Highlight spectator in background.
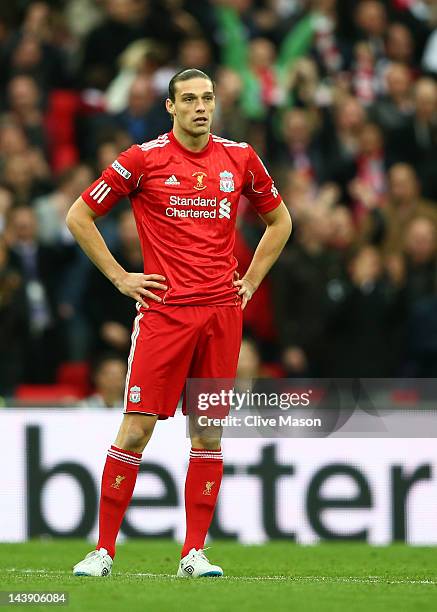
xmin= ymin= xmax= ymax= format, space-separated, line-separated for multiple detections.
xmin=398 ymin=77 xmax=437 ymax=199
xmin=2 ymin=151 xmax=51 ymax=205
xmin=276 ymin=108 xmax=324 ymax=185
xmin=80 ymin=0 xmax=198 ymax=90
xmin=95 ymin=134 xmax=131 ymax=175
xmin=348 ymin=122 xmax=387 ymax=224
xmin=403 ymin=215 xmax=437 ymax=303
xmin=385 ymin=22 xmax=416 ymax=68
xmin=376 ymin=163 xmax=437 ymax=252
xmin=115 ymin=75 xmax=171 ymax=143
xmin=5 ymin=206 xmax=73 ymax=382
xmin=105 ymin=39 xmax=171 ymax=114
xmin=7 ymin=75 xmax=47 ymax=152
xmin=78 ymin=353 xmax=127 ymax=409
xmin=272 ymin=206 xmax=337 ymax=376
xmin=324 ymin=244 xmax=405 ymax=376
xmin=178 ymin=36 xmax=215 ymax=77
xmin=4 ymin=2 xmax=73 ymax=90
xmin=354 ymin=1 xmax=387 ymax=61
xmin=213 ymin=68 xmax=249 ymax=142
xmin=401 ymin=215 xmax=437 ymax=375
xmin=0 ymin=237 xmax=28 ymax=397
xmin=369 ymin=63 xmax=413 ymax=156
xmin=80 ymin=0 xmax=155 ymax=89
xmin=32 ymin=164 xmax=94 ymax=246
xmin=322 ymin=95 xmax=366 ymax=198
xmin=84 ymin=209 xmax=142 ymax=357
xmin=0 ymin=186 xmax=13 ymax=234
xmin=0 ymin=121 xmax=29 ymax=158
xmin=351 ymin=41 xmax=379 ymax=107
xmin=284 ymin=57 xmax=325 ymax=113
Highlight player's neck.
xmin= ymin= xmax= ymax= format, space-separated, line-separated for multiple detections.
xmin=172 ymin=124 xmax=210 ymax=152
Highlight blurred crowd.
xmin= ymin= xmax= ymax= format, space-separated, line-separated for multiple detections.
xmin=1 ymin=0 xmax=437 ymax=402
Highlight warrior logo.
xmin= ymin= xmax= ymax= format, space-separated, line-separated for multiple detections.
xmin=192 ymin=171 xmax=207 ymax=190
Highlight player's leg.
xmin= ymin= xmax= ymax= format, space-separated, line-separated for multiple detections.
xmin=73 ymin=413 xmax=157 ymax=576
xmin=96 ymin=414 xmax=158 ymax=555
xmin=178 ymin=305 xmax=242 ymax=578
xmin=177 ymin=415 xmax=224 ymax=577
xmin=74 ymin=305 xmax=196 ymax=576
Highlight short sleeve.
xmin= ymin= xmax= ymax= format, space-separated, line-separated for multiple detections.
xmin=242 ymin=146 xmax=282 ymax=214
xmin=82 ymin=145 xmax=144 ymax=216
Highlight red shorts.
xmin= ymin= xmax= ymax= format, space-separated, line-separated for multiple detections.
xmin=124 ymin=303 xmax=243 ymax=418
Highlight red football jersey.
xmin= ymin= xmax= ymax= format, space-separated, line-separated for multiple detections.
xmin=82 ymin=131 xmax=282 ymax=305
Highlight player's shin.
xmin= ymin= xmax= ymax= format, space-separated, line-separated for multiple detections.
xmin=96 ymin=445 xmax=142 ymax=558
xmin=181 ymin=448 xmax=223 ymax=558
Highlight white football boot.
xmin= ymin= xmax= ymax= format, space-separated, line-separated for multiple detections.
xmin=177 ymin=548 xmax=223 ymax=578
xmin=73 ymin=548 xmax=113 ymax=577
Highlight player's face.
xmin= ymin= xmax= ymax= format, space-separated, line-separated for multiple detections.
xmin=167 ymin=78 xmax=215 ymax=137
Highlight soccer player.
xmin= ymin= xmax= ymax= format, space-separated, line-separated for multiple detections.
xmin=67 ymin=68 xmax=292 ymax=578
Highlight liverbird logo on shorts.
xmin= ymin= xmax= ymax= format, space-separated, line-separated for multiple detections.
xmin=203 ymin=481 xmax=215 ymax=496
xmin=111 ymin=475 xmax=126 ymax=489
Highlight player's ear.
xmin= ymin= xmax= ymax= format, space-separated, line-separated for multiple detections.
xmin=165 ymin=98 xmax=175 ymax=118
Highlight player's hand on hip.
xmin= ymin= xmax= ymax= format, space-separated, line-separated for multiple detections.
xmin=116 ymin=272 xmax=167 ymax=308
xmin=233 ymin=277 xmax=256 ymax=310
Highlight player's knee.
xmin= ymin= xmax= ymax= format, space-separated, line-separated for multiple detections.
xmin=116 ymin=414 xmax=157 ymax=452
xmin=190 ymin=431 xmax=222 ymax=450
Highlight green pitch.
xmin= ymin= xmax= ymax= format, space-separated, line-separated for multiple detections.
xmin=0 ymin=540 xmax=436 ymax=611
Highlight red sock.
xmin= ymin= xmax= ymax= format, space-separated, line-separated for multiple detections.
xmin=181 ymin=448 xmax=223 ymax=558
xmin=97 ymin=445 xmax=141 ymax=558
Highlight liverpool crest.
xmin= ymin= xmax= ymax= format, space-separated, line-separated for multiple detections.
xmin=129 ymin=385 xmax=141 ymax=403
xmin=219 ymin=171 xmax=234 ymax=192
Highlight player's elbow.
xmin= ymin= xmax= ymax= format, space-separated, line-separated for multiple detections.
xmin=278 ymin=203 xmax=292 ymax=241
xmin=66 ymin=197 xmax=94 ymax=234
xmin=284 ymin=208 xmax=292 ymax=239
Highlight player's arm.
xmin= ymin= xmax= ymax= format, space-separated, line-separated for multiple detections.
xmin=66 ymin=146 xmax=167 ymax=308
xmin=235 ymin=201 xmax=292 ymax=309
xmin=66 ymin=198 xmax=167 ymax=308
xmin=236 ymin=146 xmax=292 ymax=309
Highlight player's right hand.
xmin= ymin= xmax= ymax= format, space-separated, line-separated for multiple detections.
xmin=115 ymin=272 xmax=167 ymax=308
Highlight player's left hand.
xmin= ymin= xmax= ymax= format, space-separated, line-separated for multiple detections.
xmin=233 ymin=276 xmax=256 ymax=310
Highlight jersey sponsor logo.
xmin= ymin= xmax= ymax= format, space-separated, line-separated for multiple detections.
xmin=165 ymin=175 xmax=180 ymax=186
xmin=89 ymin=180 xmax=112 ymax=203
xmin=165 ymin=195 xmax=232 ymax=221
xmin=218 ymin=197 xmax=231 ymax=219
xmin=169 ymin=195 xmax=216 ymax=207
xmin=192 ymin=171 xmax=207 ymax=191
xmin=271 ymin=183 xmax=279 ymax=198
xmin=112 ymin=160 xmax=131 ymax=179
xmin=219 ymin=170 xmax=234 ymax=192
xmin=129 ymin=385 xmax=141 ymax=403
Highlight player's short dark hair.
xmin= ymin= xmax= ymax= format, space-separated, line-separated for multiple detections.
xmin=168 ymin=68 xmax=214 ymax=102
